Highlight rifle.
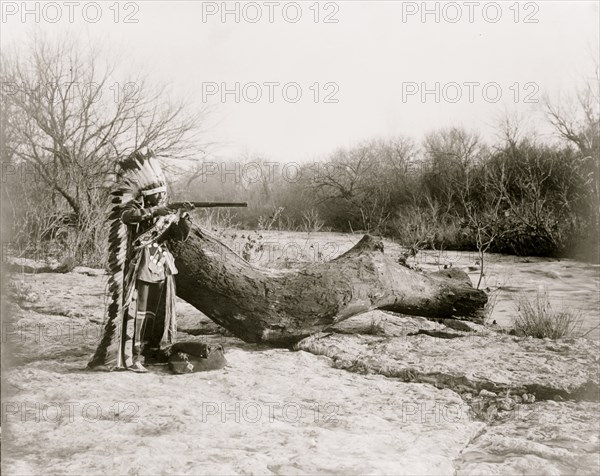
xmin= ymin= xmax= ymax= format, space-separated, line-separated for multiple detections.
xmin=167 ymin=201 xmax=248 ymax=210
xmin=131 ymin=201 xmax=248 ymax=249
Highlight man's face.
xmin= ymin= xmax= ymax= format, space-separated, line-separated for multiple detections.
xmin=146 ymin=192 xmax=165 ymax=206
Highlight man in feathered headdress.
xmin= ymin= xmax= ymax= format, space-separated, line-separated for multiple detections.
xmin=88 ymin=148 xmax=192 ymax=372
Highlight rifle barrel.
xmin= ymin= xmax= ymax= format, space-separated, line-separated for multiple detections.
xmin=168 ymin=201 xmax=248 ymax=209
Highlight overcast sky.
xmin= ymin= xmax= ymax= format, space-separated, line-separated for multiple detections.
xmin=2 ymin=1 xmax=599 ymax=162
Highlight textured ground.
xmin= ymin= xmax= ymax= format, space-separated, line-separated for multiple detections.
xmin=2 ymin=232 xmax=599 ymax=475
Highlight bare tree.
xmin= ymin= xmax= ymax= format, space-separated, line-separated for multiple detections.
xmin=459 ymin=161 xmax=508 ymax=289
xmin=545 ymin=63 xmax=599 ymax=158
xmin=0 ymin=33 xmax=207 ymax=264
xmin=310 ymin=137 xmax=415 ymax=232
xmin=543 ymin=63 xmax=599 ymax=259
xmin=422 ymin=127 xmax=486 ymax=215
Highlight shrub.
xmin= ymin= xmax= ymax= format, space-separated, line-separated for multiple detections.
xmin=513 ymin=289 xmax=582 ymax=339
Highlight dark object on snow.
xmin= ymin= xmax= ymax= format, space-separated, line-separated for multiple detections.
xmin=166 ymin=342 xmax=227 ymax=374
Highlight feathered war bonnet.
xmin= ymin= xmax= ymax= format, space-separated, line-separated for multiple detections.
xmin=113 ymin=148 xmax=168 ymax=206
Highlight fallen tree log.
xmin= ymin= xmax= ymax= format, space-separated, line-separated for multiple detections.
xmin=171 ymin=228 xmax=487 ymax=345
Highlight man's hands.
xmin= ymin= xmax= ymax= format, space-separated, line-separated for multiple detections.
xmin=150 ymin=202 xmax=194 ymax=218
xmin=152 ymin=206 xmax=172 ymax=217
xmin=179 ymin=202 xmax=194 ymax=220
xmin=180 ymin=201 xmax=195 ymax=212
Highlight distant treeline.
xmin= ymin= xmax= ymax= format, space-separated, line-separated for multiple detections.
xmin=171 ymin=128 xmax=599 ymax=262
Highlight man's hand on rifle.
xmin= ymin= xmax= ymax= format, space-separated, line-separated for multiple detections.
xmin=178 ymin=201 xmax=195 ymax=219
xmin=180 ymin=201 xmax=195 ymax=212
xmin=152 ymin=206 xmax=172 ymax=217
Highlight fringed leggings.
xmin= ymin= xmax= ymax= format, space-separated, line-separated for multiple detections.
xmin=121 ymin=280 xmax=166 ymax=367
